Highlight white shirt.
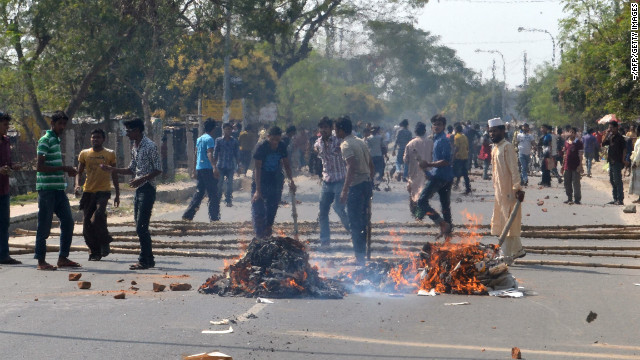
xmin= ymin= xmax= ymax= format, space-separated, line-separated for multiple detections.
xmin=516 ymin=132 xmax=535 ymax=156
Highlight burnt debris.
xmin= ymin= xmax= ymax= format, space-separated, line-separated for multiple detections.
xmin=199 ymin=236 xmax=344 ymax=299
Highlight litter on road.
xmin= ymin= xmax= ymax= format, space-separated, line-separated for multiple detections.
xmin=202 ymin=326 xmax=234 ymax=334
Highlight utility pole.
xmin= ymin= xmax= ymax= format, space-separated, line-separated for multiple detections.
xmin=222 ymin=0 xmax=232 ymax=123
xmin=523 ymin=51 xmax=528 ymax=87
xmin=491 ymin=59 xmax=496 ymax=116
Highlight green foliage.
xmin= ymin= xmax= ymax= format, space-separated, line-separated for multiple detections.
xmin=517 ymin=66 xmax=571 ymax=127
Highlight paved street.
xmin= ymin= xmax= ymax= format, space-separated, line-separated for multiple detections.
xmin=2 ymin=168 xmax=640 ymax=359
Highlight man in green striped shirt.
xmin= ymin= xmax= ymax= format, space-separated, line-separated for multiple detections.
xmin=34 ymin=111 xmax=80 ymax=270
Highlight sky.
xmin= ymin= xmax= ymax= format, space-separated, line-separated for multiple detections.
xmin=416 ymin=0 xmax=566 ymax=89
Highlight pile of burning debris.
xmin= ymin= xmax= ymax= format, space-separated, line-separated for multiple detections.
xmin=340 ymin=241 xmax=517 ymax=295
xmin=199 ymin=236 xmax=344 ymax=299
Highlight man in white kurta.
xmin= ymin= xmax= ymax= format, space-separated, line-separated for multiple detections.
xmin=488 ymin=118 xmax=526 ymax=260
xmin=403 ymin=122 xmax=433 ymax=215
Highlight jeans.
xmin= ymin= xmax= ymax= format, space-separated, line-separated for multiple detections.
xmin=251 ymin=178 xmax=284 ymax=238
xmin=396 ymin=148 xmax=408 ymax=179
xmin=372 ymin=156 xmax=385 ymax=180
xmin=609 ymin=162 xmax=624 ymax=202
xmin=0 ymin=194 xmax=9 ymax=260
xmin=217 ymin=167 xmax=235 ymax=204
xmin=347 ymin=181 xmax=372 ymax=260
xmin=563 ymin=170 xmax=581 ymax=202
xmin=183 ymin=169 xmax=219 ymax=221
xmin=585 ymin=151 xmax=594 ymax=175
xmin=79 ymin=191 xmax=113 ymax=257
xmin=318 ymin=180 xmax=350 ymax=245
xmin=239 ymin=150 xmax=252 ymax=174
xmin=482 ymin=159 xmax=491 ymax=180
xmin=518 ymin=154 xmax=530 ymax=184
xmin=453 ymin=159 xmax=471 ymax=191
xmin=34 ymin=190 xmax=74 ymax=261
xmin=134 ymin=183 xmax=156 ymax=267
xmin=415 ymin=178 xmax=452 ymax=226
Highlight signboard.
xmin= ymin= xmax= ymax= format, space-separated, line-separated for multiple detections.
xmin=202 ymin=99 xmax=243 ymax=121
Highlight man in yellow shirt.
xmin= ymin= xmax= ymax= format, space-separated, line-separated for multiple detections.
xmin=75 ymin=128 xmax=120 ymax=261
xmin=453 ymin=124 xmax=472 ymax=194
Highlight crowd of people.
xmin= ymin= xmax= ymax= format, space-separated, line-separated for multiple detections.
xmin=1 ymin=108 xmax=638 ymax=270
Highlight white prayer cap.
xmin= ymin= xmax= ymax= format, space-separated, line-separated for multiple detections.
xmin=487 ymin=118 xmax=504 ymax=128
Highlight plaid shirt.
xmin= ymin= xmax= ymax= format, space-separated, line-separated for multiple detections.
xmin=129 ymin=135 xmax=162 ymax=188
xmin=314 ymin=135 xmax=346 ymax=183
xmin=213 ymin=136 xmax=239 ymax=169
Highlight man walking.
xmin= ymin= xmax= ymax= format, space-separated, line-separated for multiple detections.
xmin=488 ymin=118 xmax=526 ymax=263
xmin=538 ymin=125 xmax=553 ymax=187
xmin=392 ymin=119 xmax=412 ymax=182
xmin=251 ymin=126 xmax=296 ymax=238
xmin=336 ymin=116 xmax=374 ymax=265
xmin=34 ymin=111 xmax=80 ymax=270
xmin=561 ymin=127 xmax=584 ymax=205
xmin=238 ymin=124 xmax=258 ymax=175
xmin=403 ymin=122 xmax=433 ymax=216
xmin=75 ymin=128 xmax=120 ymax=261
xmin=602 ymin=121 xmax=627 ymax=205
xmin=214 ymin=123 xmax=239 ymax=207
xmin=453 ymin=124 xmax=472 ymax=194
xmin=516 ymin=123 xmax=536 ymax=186
xmin=102 ymin=118 xmax=162 ymax=270
xmin=414 ymin=114 xmax=454 ymax=238
xmin=0 ymin=112 xmax=23 ymax=265
xmin=182 ymin=119 xmax=219 ymax=222
xmin=581 ymin=128 xmax=597 ymax=177
xmin=314 ymin=117 xmax=350 ymax=249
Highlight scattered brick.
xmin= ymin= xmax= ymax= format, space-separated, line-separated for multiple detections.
xmin=68 ymin=273 xmax=82 ymax=281
xmin=537 ymin=200 xmax=544 ymax=206
xmin=170 ymin=283 xmax=192 ymax=291
xmin=78 ymin=281 xmax=91 ymax=290
xmin=511 ymin=347 xmax=522 ymax=359
xmin=131 ymin=280 xmax=137 ymax=285
xmin=116 ymin=279 xmax=124 ymax=283
xmin=153 ymin=283 xmax=166 ymax=292
xmin=130 ymin=286 xmax=139 ymax=291
xmin=542 ymin=208 xmax=548 ymax=212
xmin=114 ymin=292 xmax=126 ymax=299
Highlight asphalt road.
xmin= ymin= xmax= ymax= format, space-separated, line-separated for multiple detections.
xmin=2 ymin=168 xmax=640 ymax=359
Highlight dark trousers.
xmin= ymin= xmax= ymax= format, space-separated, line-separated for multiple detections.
xmin=563 ymin=170 xmax=581 ymax=202
xmin=453 ymin=159 xmax=471 ymax=191
xmin=183 ymin=169 xmax=219 ymax=221
xmin=239 ymin=150 xmax=252 ymax=174
xmin=79 ymin=191 xmax=113 ymax=257
xmin=372 ymin=156 xmax=385 ymax=180
xmin=415 ymin=178 xmax=452 ymax=226
xmin=347 ymin=181 xmax=372 ymax=260
xmin=541 ymin=157 xmax=552 ymax=186
xmin=609 ymin=162 xmax=624 ymax=202
xmin=217 ymin=167 xmax=235 ymax=204
xmin=251 ymin=179 xmax=283 ymax=238
xmin=34 ymin=190 xmax=74 ymax=261
xmin=0 ymin=194 xmax=9 ymax=260
xmin=134 ymin=184 xmax=156 ymax=267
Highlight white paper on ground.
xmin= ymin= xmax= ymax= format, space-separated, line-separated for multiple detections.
xmin=488 ymin=288 xmax=524 ymax=298
xmin=444 ymin=302 xmax=470 ymax=306
xmin=202 ymin=326 xmax=234 ymax=334
xmin=256 ymin=297 xmax=274 ymax=304
xmin=210 ymin=319 xmax=230 ymax=325
xmin=417 ymin=289 xmax=439 ymax=296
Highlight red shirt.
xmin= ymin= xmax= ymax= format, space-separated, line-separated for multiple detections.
xmin=0 ymin=135 xmax=11 ymax=196
xmin=563 ymin=139 xmax=583 ymax=171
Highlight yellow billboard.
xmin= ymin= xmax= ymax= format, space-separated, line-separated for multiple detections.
xmin=202 ymin=99 xmax=243 ymax=121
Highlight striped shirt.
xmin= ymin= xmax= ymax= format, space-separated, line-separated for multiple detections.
xmin=213 ymin=136 xmax=239 ymax=170
xmin=314 ymin=135 xmax=347 ymax=183
xmin=36 ymin=130 xmax=66 ymax=191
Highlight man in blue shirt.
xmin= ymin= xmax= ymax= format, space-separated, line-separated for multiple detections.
xmin=182 ymin=119 xmax=219 ymax=222
xmin=414 ymin=114 xmax=454 ymax=239
xmin=582 ymin=128 xmax=597 ymax=177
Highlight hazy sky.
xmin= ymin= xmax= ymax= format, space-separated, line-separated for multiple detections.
xmin=416 ymin=0 xmax=566 ymax=88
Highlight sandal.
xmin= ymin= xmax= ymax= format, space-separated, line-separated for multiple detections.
xmin=0 ymin=258 xmax=22 ymax=265
xmin=37 ymin=263 xmax=57 ymax=271
xmin=57 ymin=259 xmax=82 ymax=268
xmin=129 ymin=263 xmax=149 ymax=270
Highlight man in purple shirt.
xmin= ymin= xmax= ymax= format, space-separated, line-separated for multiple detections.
xmin=0 ymin=112 xmax=23 ymax=264
xmin=313 ymin=117 xmax=350 ymax=248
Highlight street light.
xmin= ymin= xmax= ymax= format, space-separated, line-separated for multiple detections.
xmin=475 ymin=49 xmax=506 ymax=118
xmin=518 ymin=26 xmax=556 ymax=66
